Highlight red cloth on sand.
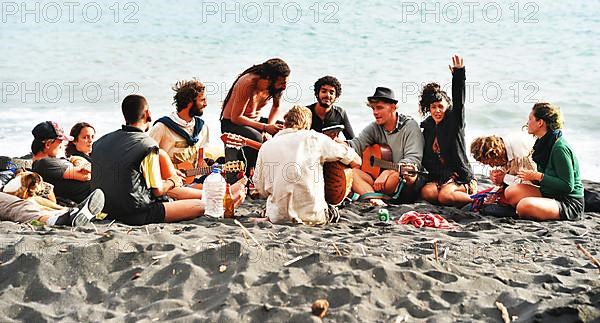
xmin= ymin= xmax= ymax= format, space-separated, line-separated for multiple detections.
xmin=396 ymin=211 xmax=454 ymax=229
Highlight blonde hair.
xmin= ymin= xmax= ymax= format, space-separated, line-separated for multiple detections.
xmin=470 ymin=136 xmax=508 ymax=165
xmin=532 ymin=102 xmax=563 ymax=131
xmin=284 ymin=105 xmax=312 ymax=130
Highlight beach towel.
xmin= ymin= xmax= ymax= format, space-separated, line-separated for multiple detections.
xmin=396 ymin=211 xmax=454 ymax=229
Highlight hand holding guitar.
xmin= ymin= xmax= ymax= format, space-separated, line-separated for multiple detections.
xmin=399 ymin=163 xmax=418 ymax=185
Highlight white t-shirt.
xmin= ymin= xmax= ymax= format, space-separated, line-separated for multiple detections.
xmin=501 ymin=134 xmax=536 ymax=185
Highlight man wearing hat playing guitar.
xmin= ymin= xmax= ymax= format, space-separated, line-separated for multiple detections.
xmin=346 ymin=87 xmax=425 ymax=206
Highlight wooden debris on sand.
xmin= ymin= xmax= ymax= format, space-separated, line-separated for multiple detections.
xmin=495 ymin=301 xmax=510 ymax=323
xmin=576 ymin=244 xmax=600 ymax=272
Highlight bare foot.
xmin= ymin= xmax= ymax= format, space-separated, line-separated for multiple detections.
xmin=231 ymin=177 xmax=248 ymax=208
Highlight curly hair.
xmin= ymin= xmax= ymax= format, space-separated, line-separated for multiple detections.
xmin=172 ymin=79 xmax=205 ymax=112
xmin=66 ymin=122 xmax=95 ymax=157
xmin=418 ymin=82 xmax=452 ymax=117
xmin=284 ymin=105 xmax=312 ymax=130
xmin=470 ymin=136 xmax=508 ymax=165
xmin=532 ymin=102 xmax=563 ymax=131
xmin=222 ymin=58 xmax=290 ymax=111
xmin=313 ymin=75 xmax=342 ymax=99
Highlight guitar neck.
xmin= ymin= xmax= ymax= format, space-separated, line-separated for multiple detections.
xmin=185 ymin=166 xmax=212 ymax=177
xmin=243 ymin=138 xmax=262 ymax=150
xmin=372 ymin=158 xmax=428 ymax=175
xmin=222 ymin=133 xmax=263 ymax=151
xmin=372 ymin=158 xmax=400 ymax=172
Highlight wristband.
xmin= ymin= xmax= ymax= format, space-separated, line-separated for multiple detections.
xmin=262 ymin=124 xmax=267 ymax=132
xmin=168 ymin=178 xmax=177 ymax=188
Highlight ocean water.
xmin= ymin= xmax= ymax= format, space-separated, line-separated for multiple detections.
xmin=1 ymin=0 xmax=599 ymax=179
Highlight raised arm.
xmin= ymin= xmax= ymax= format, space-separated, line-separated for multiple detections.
xmin=450 ymin=55 xmax=466 ymax=128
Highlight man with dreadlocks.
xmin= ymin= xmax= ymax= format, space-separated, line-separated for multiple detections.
xmin=220 ymin=58 xmax=290 ymax=179
xmin=149 ymin=79 xmax=209 ymax=183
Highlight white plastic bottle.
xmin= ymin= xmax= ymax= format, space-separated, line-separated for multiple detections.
xmin=203 ymin=167 xmax=226 ymax=218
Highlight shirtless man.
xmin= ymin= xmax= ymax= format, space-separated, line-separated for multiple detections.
xmin=220 ymin=58 xmax=290 ymax=179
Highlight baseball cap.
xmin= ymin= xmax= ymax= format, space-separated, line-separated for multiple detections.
xmin=32 ymin=121 xmax=73 ymax=141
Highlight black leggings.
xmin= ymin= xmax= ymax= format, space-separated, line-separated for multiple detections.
xmin=221 ymin=118 xmax=266 ymax=180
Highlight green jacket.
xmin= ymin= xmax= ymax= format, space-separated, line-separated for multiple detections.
xmin=539 ymin=137 xmax=583 ymax=198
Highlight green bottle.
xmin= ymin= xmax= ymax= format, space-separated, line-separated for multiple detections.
xmin=378 ymin=209 xmax=390 ymax=222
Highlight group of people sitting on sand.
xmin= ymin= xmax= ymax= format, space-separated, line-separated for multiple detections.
xmin=0 ymin=55 xmax=584 ymax=227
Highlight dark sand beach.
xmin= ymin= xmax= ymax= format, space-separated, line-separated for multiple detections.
xmin=1 ymin=176 xmax=598 ymax=322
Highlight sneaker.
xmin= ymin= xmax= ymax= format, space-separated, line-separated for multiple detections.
xmin=71 ymin=189 xmax=105 ymax=226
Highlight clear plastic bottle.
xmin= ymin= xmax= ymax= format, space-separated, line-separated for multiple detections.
xmin=203 ymin=167 xmax=226 ymax=218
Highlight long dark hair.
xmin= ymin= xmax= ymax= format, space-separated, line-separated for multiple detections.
xmin=221 ymin=58 xmax=290 ymax=118
xmin=65 ymin=122 xmax=95 ymax=157
xmin=418 ymin=82 xmax=452 ymax=117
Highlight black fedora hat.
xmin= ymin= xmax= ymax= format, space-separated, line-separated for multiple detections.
xmin=367 ymin=87 xmax=397 ymax=104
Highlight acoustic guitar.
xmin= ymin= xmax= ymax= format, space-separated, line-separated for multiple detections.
xmin=176 ymin=160 xmax=245 ymax=184
xmin=362 ymin=143 xmax=428 ymax=177
xmin=221 ymin=133 xmax=353 ymax=205
xmin=361 ymin=144 xmax=393 ymax=178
